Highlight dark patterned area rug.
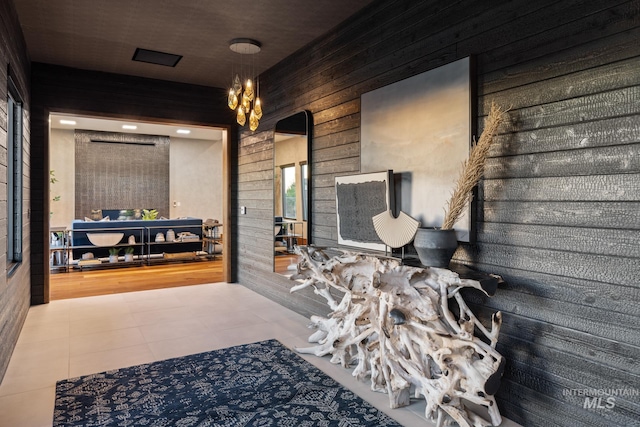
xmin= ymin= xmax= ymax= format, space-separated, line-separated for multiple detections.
xmin=54 ymin=339 xmax=402 ymax=426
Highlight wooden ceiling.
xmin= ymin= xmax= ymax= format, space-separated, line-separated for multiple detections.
xmin=12 ymin=0 xmax=376 ymax=89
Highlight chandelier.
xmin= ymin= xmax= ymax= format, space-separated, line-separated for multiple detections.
xmin=227 ymin=38 xmax=263 ymax=131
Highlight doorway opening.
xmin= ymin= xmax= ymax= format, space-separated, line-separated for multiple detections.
xmin=48 ymin=113 xmax=229 ymax=300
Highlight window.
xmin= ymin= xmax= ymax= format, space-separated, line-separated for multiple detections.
xmin=301 ymin=163 xmax=308 ymax=221
xmin=7 ymin=78 xmax=23 ymax=268
xmin=282 ymin=165 xmax=296 ymax=219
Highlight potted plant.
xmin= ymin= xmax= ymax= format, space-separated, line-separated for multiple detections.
xmin=108 ymin=247 xmax=121 ymax=263
xmin=142 ymin=209 xmax=158 ymax=220
xmin=414 ymin=102 xmax=508 ymax=267
xmin=124 ymin=247 xmax=135 ymax=262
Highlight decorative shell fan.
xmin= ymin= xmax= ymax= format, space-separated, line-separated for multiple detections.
xmin=372 ymin=210 xmax=420 ymax=248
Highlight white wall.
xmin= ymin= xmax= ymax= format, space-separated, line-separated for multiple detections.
xmin=169 ymin=135 xmax=223 ymax=221
xmin=49 ymin=128 xmax=75 ymax=228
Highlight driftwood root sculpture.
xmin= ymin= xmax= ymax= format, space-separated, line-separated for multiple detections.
xmin=290 ymin=247 xmax=505 ymax=427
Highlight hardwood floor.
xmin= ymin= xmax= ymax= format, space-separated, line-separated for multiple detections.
xmin=274 ymin=253 xmax=301 ymax=275
xmin=50 ymin=259 xmax=224 ymax=300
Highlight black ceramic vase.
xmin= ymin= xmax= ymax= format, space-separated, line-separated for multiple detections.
xmin=413 ymin=228 xmax=458 ymax=268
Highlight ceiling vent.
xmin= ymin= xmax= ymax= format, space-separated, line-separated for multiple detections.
xmin=132 ymin=48 xmax=182 ymax=67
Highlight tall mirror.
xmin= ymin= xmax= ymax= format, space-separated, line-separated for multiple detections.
xmin=273 ymin=111 xmax=311 ymax=274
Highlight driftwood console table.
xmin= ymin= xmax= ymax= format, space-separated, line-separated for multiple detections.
xmin=290 ymin=247 xmax=505 ymax=427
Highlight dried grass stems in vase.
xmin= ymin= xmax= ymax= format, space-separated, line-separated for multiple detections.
xmin=441 ymin=102 xmax=509 ymax=230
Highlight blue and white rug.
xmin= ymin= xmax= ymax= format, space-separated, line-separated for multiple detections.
xmin=54 ymin=339 xmax=402 ymax=426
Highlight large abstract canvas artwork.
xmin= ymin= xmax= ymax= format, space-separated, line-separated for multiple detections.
xmin=361 ymin=57 xmax=473 ymax=241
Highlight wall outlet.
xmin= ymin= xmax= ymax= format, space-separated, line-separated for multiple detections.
xmin=240 ymin=206 xmax=246 ymax=215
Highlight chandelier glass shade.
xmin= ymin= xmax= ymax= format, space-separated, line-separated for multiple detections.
xmin=228 ymin=39 xmax=262 ymax=131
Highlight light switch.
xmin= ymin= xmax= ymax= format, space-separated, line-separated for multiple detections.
xmin=240 ymin=206 xmax=246 ymax=215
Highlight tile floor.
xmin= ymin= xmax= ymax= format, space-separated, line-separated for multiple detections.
xmin=0 ymin=282 xmax=521 ymax=427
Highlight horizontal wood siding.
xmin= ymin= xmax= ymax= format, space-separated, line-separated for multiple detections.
xmin=0 ymin=0 xmax=31 ymax=383
xmin=235 ymin=0 xmax=640 ymax=425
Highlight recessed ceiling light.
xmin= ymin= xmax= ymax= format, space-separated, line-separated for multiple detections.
xmin=60 ymin=119 xmax=76 ymax=125
xmin=176 ymin=129 xmax=191 ymax=134
xmin=122 ymin=125 xmax=137 ymax=130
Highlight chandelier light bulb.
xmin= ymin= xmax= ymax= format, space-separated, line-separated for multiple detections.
xmin=241 ymin=93 xmax=251 ymax=113
xmin=249 ymin=109 xmax=259 ymax=131
xmin=232 ymin=74 xmax=242 ymax=95
xmin=228 ymin=89 xmax=238 ymax=110
xmin=254 ymin=98 xmax=263 ymax=119
xmin=236 ymin=106 xmax=246 ymax=126
xmin=244 ymin=79 xmax=254 ymax=101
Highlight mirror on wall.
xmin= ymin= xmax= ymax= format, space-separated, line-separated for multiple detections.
xmin=273 ymin=111 xmax=311 ymax=275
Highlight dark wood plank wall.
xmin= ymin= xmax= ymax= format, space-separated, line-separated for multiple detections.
xmin=0 ymin=0 xmax=31 ymax=382
xmin=235 ymin=0 xmax=640 ymax=426
xmin=30 ymin=63 xmax=235 ymax=304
